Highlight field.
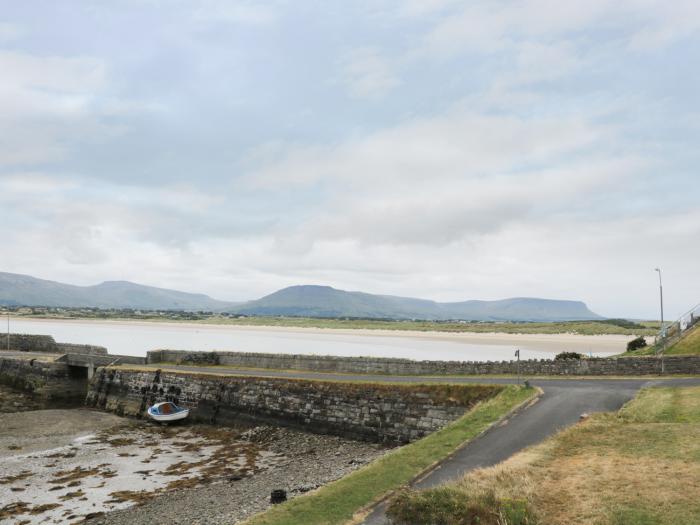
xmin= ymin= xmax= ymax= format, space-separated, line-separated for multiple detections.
xmin=242 ymin=385 xmax=536 ymax=525
xmin=387 ymin=385 xmax=700 ymax=525
xmin=7 ymin=307 xmax=658 ymax=336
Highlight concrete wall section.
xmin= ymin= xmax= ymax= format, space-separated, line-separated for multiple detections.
xmin=1 ymin=334 xmax=57 ymax=353
xmin=55 ymin=343 xmax=109 ymax=356
xmin=146 ymin=349 xmax=700 ymax=376
xmin=0 ymin=356 xmax=89 ymax=400
xmin=86 ymin=368 xmax=501 ymax=443
xmin=1 ymin=333 xmax=108 ymax=355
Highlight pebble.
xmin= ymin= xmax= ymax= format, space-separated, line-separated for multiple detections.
xmin=88 ymin=426 xmax=389 ymax=525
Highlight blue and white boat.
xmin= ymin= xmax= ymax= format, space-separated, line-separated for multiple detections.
xmin=147 ymin=401 xmax=189 ymax=422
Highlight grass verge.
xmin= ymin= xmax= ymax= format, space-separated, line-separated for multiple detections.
xmin=242 ymin=385 xmax=537 ymax=525
xmin=387 ymin=385 xmax=700 ymax=525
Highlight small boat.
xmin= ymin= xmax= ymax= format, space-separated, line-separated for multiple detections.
xmin=147 ymin=401 xmax=189 ymax=422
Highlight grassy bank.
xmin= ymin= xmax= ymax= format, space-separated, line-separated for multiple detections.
xmin=626 ymin=325 xmax=700 ymax=356
xmin=665 ymin=325 xmax=700 ymax=355
xmin=388 ymin=385 xmax=700 ymax=525
xmin=242 ymin=385 xmax=537 ymax=525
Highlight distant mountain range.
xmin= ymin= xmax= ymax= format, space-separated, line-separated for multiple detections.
xmin=0 ymin=272 xmax=602 ymax=322
xmin=233 ymin=285 xmax=602 ymax=321
xmin=0 ymin=272 xmax=237 ymax=311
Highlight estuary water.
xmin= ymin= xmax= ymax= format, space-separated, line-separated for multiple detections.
xmin=6 ymin=318 xmax=628 ymax=361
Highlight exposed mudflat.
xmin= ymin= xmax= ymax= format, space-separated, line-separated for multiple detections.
xmin=0 ymin=408 xmax=124 ymax=457
xmin=0 ymin=405 xmax=388 ymax=524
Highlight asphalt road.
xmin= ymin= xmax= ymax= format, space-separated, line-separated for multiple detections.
xmin=147 ymin=364 xmax=700 ymax=525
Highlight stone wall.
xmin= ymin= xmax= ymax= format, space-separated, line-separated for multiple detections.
xmin=86 ymin=367 xmax=502 ymax=443
xmin=55 ymin=343 xmax=109 ymax=356
xmin=0 ymin=356 xmax=89 ymax=400
xmin=146 ymin=349 xmax=700 ymax=376
xmin=1 ymin=332 xmax=108 ymax=355
xmin=1 ymin=334 xmax=57 ymax=352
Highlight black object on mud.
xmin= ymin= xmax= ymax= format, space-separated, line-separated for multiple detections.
xmin=270 ymin=489 xmax=287 ymax=504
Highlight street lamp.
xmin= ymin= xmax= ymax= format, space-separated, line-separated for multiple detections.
xmin=654 ymin=268 xmax=664 ymax=334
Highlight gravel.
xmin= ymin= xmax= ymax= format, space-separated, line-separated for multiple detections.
xmin=88 ymin=425 xmax=390 ymax=525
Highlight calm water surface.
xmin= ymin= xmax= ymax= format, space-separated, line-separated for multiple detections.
xmin=8 ymin=318 xmax=619 ymax=361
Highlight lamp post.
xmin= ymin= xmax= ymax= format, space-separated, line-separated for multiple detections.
xmin=654 ymin=268 xmax=666 ymax=368
xmin=654 ymin=268 xmax=664 ymax=334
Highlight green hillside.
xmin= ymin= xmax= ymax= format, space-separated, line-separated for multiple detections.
xmin=666 ymin=325 xmax=700 ymax=355
xmin=231 ymin=285 xmax=603 ymax=322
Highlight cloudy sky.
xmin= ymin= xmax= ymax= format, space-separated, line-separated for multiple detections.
xmin=1 ymin=1 xmax=698 ymax=319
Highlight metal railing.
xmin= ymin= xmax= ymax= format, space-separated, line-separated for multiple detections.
xmin=656 ymin=302 xmax=700 ymax=353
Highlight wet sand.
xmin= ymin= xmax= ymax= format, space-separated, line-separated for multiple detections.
xmin=7 ymin=317 xmax=634 ymax=357
xmin=0 ymin=404 xmax=387 ymax=524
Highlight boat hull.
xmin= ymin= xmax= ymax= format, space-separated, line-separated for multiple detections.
xmin=147 ymin=409 xmax=189 ymax=422
xmin=147 ymin=402 xmax=190 ymax=422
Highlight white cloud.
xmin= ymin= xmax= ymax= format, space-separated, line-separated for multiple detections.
xmin=0 ymin=51 xmax=105 ymax=116
xmin=0 ymin=1 xmax=697 ymax=321
xmin=625 ymin=0 xmax=700 ymax=50
xmin=337 ymin=47 xmax=401 ymax=99
xmin=248 ymin=109 xmax=609 ymax=188
xmin=413 ymin=1 xmax=700 ymax=69
xmin=0 ymin=51 xmax=116 ymax=166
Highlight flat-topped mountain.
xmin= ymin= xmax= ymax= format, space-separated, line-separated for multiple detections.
xmin=230 ymin=285 xmax=602 ymax=322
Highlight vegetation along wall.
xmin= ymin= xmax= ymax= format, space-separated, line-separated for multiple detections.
xmin=147 ymin=349 xmax=700 ymax=376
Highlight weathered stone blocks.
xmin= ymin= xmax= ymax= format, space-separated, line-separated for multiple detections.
xmin=147 ymin=349 xmax=700 ymax=376
xmin=86 ymin=368 xmax=501 ymax=444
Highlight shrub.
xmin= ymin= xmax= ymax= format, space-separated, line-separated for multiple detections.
xmin=555 ymin=351 xmax=583 ymax=360
xmin=387 ymin=488 xmax=538 ymax=525
xmin=626 ymin=336 xmax=647 ymax=352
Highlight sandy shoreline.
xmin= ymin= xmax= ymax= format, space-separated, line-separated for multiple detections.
xmin=8 ymin=316 xmax=635 ymax=353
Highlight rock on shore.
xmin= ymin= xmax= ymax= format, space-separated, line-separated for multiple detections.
xmin=88 ymin=426 xmax=388 ymax=525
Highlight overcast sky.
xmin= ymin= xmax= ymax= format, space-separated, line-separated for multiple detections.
xmin=1 ymin=1 xmax=698 ymax=319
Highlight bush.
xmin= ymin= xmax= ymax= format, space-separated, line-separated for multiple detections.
xmin=555 ymin=351 xmax=583 ymax=360
xmin=626 ymin=336 xmax=647 ymax=352
xmin=387 ymin=488 xmax=538 ymax=525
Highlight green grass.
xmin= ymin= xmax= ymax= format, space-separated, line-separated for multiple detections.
xmin=619 ymin=385 xmax=700 ymax=423
xmin=388 ymin=488 xmax=537 ymax=525
xmin=243 ymin=385 xmax=537 ymax=525
xmin=624 ymin=323 xmax=700 ymax=356
xmin=159 ymin=317 xmax=655 ymax=335
xmin=387 ymin=385 xmax=700 ymax=525
xmin=664 ymin=325 xmax=700 ymax=355
xmin=11 ymin=310 xmax=656 ymax=336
